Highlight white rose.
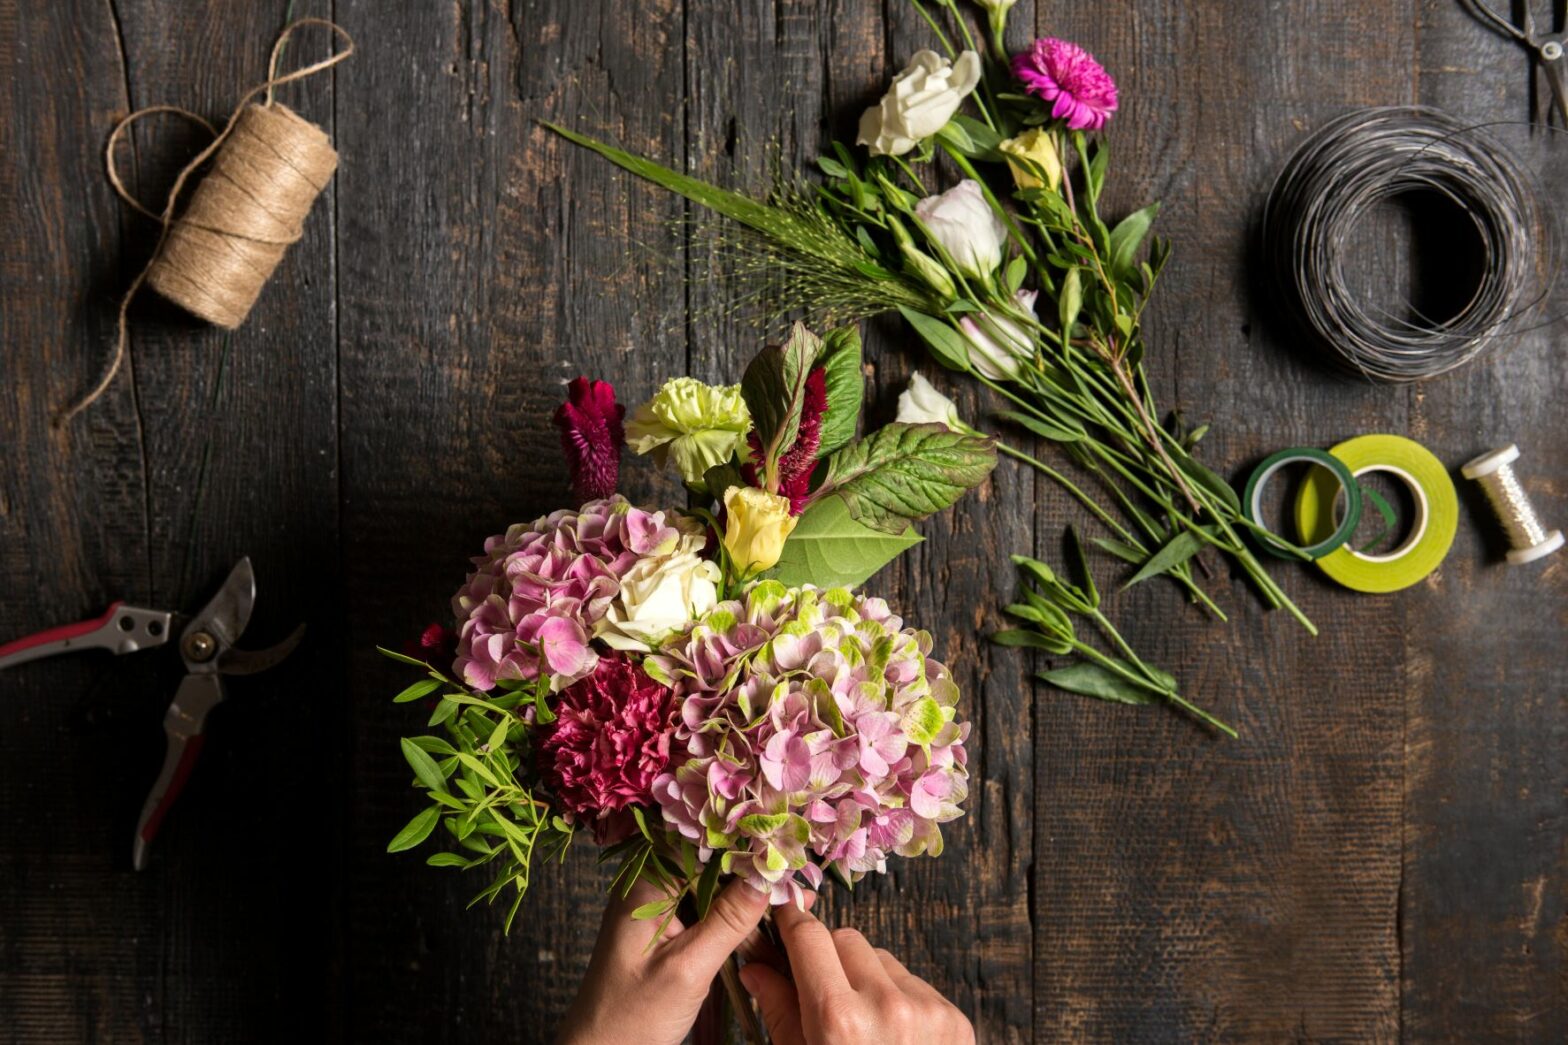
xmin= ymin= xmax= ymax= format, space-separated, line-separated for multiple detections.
xmin=957 ymin=288 xmax=1038 ymax=381
xmin=857 ymin=50 xmax=982 ymax=157
xmin=915 ymin=179 xmax=1006 ymax=279
xmin=597 ymin=530 xmax=720 ymax=651
xmin=896 ymin=372 xmax=964 ymax=429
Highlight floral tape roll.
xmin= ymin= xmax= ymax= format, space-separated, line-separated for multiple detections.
xmin=1243 ymin=448 xmax=1363 ymax=560
xmin=1294 ymin=434 xmax=1458 ymax=593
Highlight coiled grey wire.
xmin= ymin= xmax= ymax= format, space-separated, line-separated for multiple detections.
xmin=1263 ymin=106 xmax=1551 ymax=383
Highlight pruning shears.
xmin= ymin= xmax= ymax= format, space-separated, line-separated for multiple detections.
xmin=0 ymin=558 xmax=304 ymax=869
xmin=1463 ymin=0 xmax=1568 ymax=125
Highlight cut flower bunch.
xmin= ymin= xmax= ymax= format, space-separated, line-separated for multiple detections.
xmin=549 ymin=0 xmax=1316 ymax=733
xmin=384 ymin=325 xmax=994 ymax=1005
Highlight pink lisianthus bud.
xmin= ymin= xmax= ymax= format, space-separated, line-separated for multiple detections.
xmin=1012 ymin=38 xmax=1118 ymax=132
xmin=553 ymin=378 xmax=625 ymax=502
xmin=536 ymin=655 xmax=676 ymax=840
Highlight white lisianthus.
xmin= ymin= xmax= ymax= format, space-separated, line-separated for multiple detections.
xmin=975 ymin=0 xmax=1017 ymax=11
xmin=857 ymin=50 xmax=982 ymax=157
xmin=896 ymin=372 xmax=964 ymax=429
xmin=597 ymin=524 xmax=720 ymax=651
xmin=957 ymin=288 xmax=1038 ymax=381
xmin=915 ymin=180 xmax=1007 ymax=279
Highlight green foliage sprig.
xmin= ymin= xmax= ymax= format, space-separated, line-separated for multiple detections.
xmin=381 ymin=646 xmax=574 ymax=932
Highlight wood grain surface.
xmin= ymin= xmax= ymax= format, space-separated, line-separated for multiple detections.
xmin=0 ymin=1 xmax=1562 ymax=1041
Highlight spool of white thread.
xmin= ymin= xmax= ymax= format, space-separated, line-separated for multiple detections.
xmin=1460 ymin=444 xmax=1563 ymax=565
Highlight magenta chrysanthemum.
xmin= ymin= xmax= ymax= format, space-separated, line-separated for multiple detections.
xmin=1012 ymin=38 xmax=1118 ymax=132
xmin=553 ymin=377 xmax=625 ymax=502
xmin=537 ymin=655 xmax=675 ymax=844
xmin=646 ymin=584 xmax=970 ymax=905
xmin=451 ymin=497 xmax=710 ymax=691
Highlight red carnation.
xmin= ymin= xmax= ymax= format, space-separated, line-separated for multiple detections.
xmin=536 ymin=655 xmax=675 ymax=844
xmin=553 ymin=377 xmax=625 ymax=503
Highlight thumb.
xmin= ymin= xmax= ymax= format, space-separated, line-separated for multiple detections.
xmin=740 ymin=962 xmax=804 ymax=1044
xmin=670 ymin=878 xmax=771 ymax=972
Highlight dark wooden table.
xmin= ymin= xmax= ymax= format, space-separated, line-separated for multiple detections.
xmin=2 ymin=1 xmax=1563 ymax=1041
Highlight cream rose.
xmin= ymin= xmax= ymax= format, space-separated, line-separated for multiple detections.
xmin=597 ymin=522 xmax=720 ymax=651
xmin=857 ymin=50 xmax=982 ymax=158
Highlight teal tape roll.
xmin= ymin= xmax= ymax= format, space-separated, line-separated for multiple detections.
xmin=1242 ymin=448 xmax=1363 ymax=560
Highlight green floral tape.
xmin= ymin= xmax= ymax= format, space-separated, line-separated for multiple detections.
xmin=1242 ymin=448 xmax=1363 ymax=560
xmin=1294 ymin=434 xmax=1457 ymax=593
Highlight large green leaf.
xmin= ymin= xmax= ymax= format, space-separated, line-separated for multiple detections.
xmin=1038 ymin=661 xmax=1160 ymax=706
xmin=742 ymin=322 xmax=821 ymax=479
xmin=765 ymin=495 xmax=922 ymax=589
xmin=897 ymin=306 xmax=971 ymax=372
xmin=820 ymin=423 xmax=997 ymax=534
xmin=1107 ymin=202 xmax=1159 ymax=282
xmin=815 ymin=325 xmax=863 ymax=457
xmin=1122 ymin=530 xmax=1205 ymax=590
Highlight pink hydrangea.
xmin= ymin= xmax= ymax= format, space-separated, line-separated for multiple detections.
xmin=646 ymin=584 xmax=970 ymax=905
xmin=536 ymin=655 xmax=675 ymax=844
xmin=451 ymin=497 xmax=692 ymax=691
xmin=1012 ymin=38 xmax=1118 ymax=132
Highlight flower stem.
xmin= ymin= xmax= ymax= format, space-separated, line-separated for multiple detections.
xmin=1066 ymin=640 xmax=1237 ymax=737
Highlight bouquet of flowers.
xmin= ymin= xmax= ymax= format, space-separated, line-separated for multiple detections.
xmin=547 ymin=0 xmax=1315 ymax=734
xmin=385 ymin=324 xmax=993 ymax=948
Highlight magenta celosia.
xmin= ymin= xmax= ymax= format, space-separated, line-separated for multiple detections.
xmin=537 ymin=655 xmax=675 ymax=844
xmin=553 ymin=377 xmax=625 ymax=502
xmin=647 ymin=583 xmax=970 ymax=905
xmin=741 ymin=367 xmax=827 ymax=514
xmin=451 ymin=497 xmax=699 ymax=691
xmin=1012 ymin=38 xmax=1118 ymax=132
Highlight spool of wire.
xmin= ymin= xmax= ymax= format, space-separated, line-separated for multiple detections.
xmin=1263 ymin=106 xmax=1553 ymax=382
xmin=1461 ymin=444 xmax=1563 ymax=565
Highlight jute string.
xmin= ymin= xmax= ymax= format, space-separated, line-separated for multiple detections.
xmin=59 ymin=18 xmax=353 ymax=426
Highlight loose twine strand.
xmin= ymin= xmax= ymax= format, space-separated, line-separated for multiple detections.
xmin=58 ymin=18 xmax=354 ymax=426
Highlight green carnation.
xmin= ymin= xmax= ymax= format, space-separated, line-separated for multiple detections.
xmin=625 ymin=377 xmax=751 ymax=488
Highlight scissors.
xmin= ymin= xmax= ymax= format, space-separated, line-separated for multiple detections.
xmin=0 ymin=558 xmax=303 ymax=869
xmin=1463 ymin=0 xmax=1568 ymax=125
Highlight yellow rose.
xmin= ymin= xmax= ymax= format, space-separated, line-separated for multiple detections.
xmin=999 ymin=128 xmax=1061 ymax=191
xmin=722 ymin=487 xmax=798 ymax=575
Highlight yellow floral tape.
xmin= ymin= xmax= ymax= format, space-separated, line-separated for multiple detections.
xmin=1294 ymin=434 xmax=1458 ymax=593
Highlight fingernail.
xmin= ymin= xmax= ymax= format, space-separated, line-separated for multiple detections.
xmin=738 ymin=964 xmax=760 ymax=996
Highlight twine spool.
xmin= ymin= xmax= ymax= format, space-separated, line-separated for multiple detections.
xmin=146 ymin=102 xmax=338 ymax=328
xmin=1460 ymin=444 xmax=1564 ymax=565
xmin=58 ymin=18 xmax=353 ymax=425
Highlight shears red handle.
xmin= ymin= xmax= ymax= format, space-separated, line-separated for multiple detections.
xmin=0 ymin=603 xmax=173 ymax=669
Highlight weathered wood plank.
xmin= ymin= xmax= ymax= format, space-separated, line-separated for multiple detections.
xmin=333 ymin=0 xmax=688 ymax=1039
xmin=3 ymin=1 xmax=1564 ymax=1041
xmin=2 ymin=0 xmax=342 ymax=1040
xmin=1027 ymin=0 xmax=1416 ymax=1039
xmin=1404 ymin=1 xmax=1568 ymax=1039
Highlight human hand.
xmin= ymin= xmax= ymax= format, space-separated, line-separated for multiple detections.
xmin=557 ymin=878 xmax=771 ymax=1045
xmin=738 ymin=903 xmax=974 ymax=1045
